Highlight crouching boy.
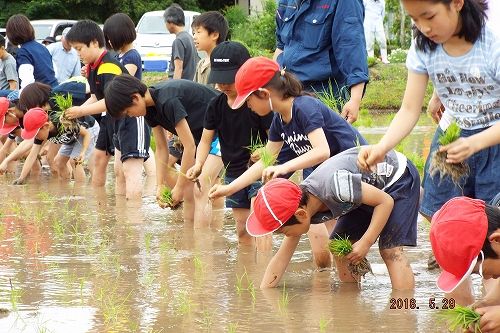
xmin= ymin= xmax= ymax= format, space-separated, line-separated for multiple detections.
xmin=248 ymin=146 xmax=420 ymax=290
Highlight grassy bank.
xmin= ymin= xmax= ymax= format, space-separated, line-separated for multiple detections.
xmin=361 ymin=62 xmax=434 ymax=111
xmin=142 ymin=63 xmax=434 ymax=112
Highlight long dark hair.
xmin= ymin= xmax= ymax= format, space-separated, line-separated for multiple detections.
xmin=413 ymin=0 xmax=488 ymax=52
xmin=256 ymin=71 xmax=310 ymax=100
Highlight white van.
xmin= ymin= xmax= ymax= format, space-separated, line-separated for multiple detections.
xmin=135 ymin=10 xmax=200 ymax=72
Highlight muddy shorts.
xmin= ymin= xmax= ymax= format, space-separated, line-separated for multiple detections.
xmin=420 ymin=127 xmax=500 ymax=217
xmin=223 ymin=175 xmax=262 ymax=209
xmin=332 ymin=162 xmax=420 ymax=249
xmin=113 ymin=116 xmax=150 ymax=162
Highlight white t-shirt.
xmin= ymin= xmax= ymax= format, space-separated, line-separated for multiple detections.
xmin=407 ymin=26 xmax=500 ymax=130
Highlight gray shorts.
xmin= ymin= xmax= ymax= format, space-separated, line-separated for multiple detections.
xmin=58 ymin=122 xmax=100 ymax=161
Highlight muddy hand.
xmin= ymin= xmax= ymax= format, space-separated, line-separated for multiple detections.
xmin=346 ymin=239 xmax=371 ymax=265
xmin=208 ymin=184 xmax=229 ymax=200
xmin=12 ymin=177 xmax=26 ymax=185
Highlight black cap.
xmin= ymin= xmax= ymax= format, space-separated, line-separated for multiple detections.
xmin=208 ymin=41 xmax=250 ymax=84
xmin=42 ymin=36 xmax=56 ymax=45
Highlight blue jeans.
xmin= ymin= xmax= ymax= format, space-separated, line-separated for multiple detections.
xmin=223 ymin=175 xmax=262 ymax=209
xmin=420 ymin=126 xmax=500 ymax=217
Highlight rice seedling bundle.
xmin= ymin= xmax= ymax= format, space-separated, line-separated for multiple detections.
xmin=52 ymin=94 xmax=78 ymax=133
xmin=429 ymin=122 xmax=469 ymax=185
xmin=329 ymin=235 xmax=372 ymax=278
xmin=439 ymin=305 xmax=481 ymax=333
xmin=159 ymin=186 xmax=173 ymax=207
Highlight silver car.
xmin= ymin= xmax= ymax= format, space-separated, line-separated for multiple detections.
xmin=134 ymin=10 xmax=199 ymax=72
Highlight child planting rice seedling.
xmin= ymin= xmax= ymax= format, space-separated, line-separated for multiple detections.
xmin=52 ymin=93 xmax=77 ymax=134
xmin=245 ymin=146 xmax=419 ymax=290
xmin=329 ymin=235 xmax=372 ymax=279
xmin=429 ymin=122 xmax=469 ymax=184
xmin=158 ymin=186 xmax=174 ymax=208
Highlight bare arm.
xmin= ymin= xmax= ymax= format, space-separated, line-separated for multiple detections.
xmin=64 ymin=95 xmax=103 ymax=119
xmin=8 ymin=80 xmax=17 ymax=91
xmin=124 ymin=64 xmax=138 ymax=77
xmin=358 ymin=71 xmax=429 ymax=169
xmin=260 ymin=235 xmax=301 ymax=289
xmin=14 ymin=142 xmax=43 ymax=184
xmin=173 ymin=59 xmax=183 ymax=80
xmin=346 ymin=182 xmax=394 ymax=263
xmin=186 ymin=128 xmax=215 ymax=180
xmin=341 ymin=81 xmax=366 ymax=123
xmin=74 ymin=126 xmax=91 ymax=163
xmin=263 ymin=128 xmax=330 ymax=181
xmin=209 ymin=140 xmax=283 ymax=199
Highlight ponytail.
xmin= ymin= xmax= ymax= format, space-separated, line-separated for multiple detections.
xmin=263 ymin=70 xmax=305 ymax=99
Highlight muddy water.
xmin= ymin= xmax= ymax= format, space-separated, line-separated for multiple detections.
xmin=0 ymin=114 xmax=482 ymax=332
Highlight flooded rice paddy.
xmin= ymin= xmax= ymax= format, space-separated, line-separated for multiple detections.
xmin=0 ymin=114 xmax=484 ymax=332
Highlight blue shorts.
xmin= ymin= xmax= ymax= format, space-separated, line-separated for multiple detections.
xmin=420 ymin=127 xmax=500 ymax=217
xmin=332 ymin=162 xmax=420 ymax=249
xmin=168 ymin=135 xmax=221 ymax=161
xmin=224 ymin=175 xmax=262 ymax=209
xmin=113 ymin=116 xmax=150 ymax=162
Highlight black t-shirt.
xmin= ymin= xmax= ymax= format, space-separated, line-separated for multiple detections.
xmin=88 ymin=51 xmax=128 ymax=101
xmin=146 ymin=80 xmax=219 ymax=143
xmin=204 ymin=94 xmax=274 ymax=177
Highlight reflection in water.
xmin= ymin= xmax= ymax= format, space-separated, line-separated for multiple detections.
xmin=0 ymin=115 xmax=473 ymax=332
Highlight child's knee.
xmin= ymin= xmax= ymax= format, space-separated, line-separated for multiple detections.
xmin=380 ymin=247 xmax=406 ymax=262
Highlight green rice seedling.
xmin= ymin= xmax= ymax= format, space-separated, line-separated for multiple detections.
xmin=313 ymin=80 xmax=350 ymax=113
xmin=439 ymin=305 xmax=481 ymax=333
xmin=158 ymin=186 xmax=173 ymax=207
xmin=245 ymin=133 xmax=265 ymax=167
xmin=319 ymin=318 xmax=333 ymax=333
xmin=9 ymin=279 xmax=23 ymax=311
xmin=247 ymin=280 xmax=256 ymax=304
xmin=52 ymin=94 xmax=78 ymax=134
xmin=429 ymin=121 xmax=469 ymax=185
xmin=197 ymin=309 xmax=214 ymax=331
xmin=329 ymin=235 xmax=372 ymax=279
xmin=174 ymin=290 xmax=194 ymax=315
xmin=235 ymin=268 xmax=248 ymax=296
xmin=144 ymin=232 xmax=153 ymax=254
xmin=193 ymin=254 xmax=204 ymax=277
xmin=278 ymin=281 xmax=292 ymax=313
xmin=227 ymin=322 xmax=238 ymax=333
xmin=259 ymin=147 xmax=277 ymax=168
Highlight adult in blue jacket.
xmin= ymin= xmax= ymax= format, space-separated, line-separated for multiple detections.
xmin=274 ymin=0 xmax=369 ymax=123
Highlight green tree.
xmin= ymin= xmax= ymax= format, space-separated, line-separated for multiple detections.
xmin=386 ymin=0 xmax=412 ymax=49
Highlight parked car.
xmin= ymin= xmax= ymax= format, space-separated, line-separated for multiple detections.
xmin=30 ymin=19 xmax=77 ymax=43
xmin=0 ymin=28 xmax=6 ymax=37
xmin=134 ymin=10 xmax=200 ymax=72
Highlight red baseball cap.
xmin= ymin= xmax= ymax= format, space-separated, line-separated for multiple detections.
xmin=246 ymin=178 xmax=302 ymax=237
xmin=232 ymin=57 xmax=280 ymax=110
xmin=430 ymin=197 xmax=487 ymax=293
xmin=0 ymin=97 xmax=19 ymax=135
xmin=21 ymin=107 xmax=48 ymax=140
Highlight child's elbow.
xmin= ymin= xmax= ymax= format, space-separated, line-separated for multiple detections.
xmin=316 ymin=147 xmax=330 ymax=163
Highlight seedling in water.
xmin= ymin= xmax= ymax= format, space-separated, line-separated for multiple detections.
xmin=439 ymin=305 xmax=481 ymax=333
xmin=174 ymin=290 xmax=194 ymax=315
xmin=227 ymin=322 xmax=238 ymax=333
xmin=144 ymin=232 xmax=153 ymax=254
xmin=278 ymin=281 xmax=292 ymax=313
xmin=235 ymin=270 xmax=247 ymax=296
xmin=319 ymin=318 xmax=333 ymax=333
xmin=329 ymin=235 xmax=372 ymax=279
xmin=193 ymin=254 xmax=204 ymax=277
xmin=9 ymin=279 xmax=23 ymax=311
xmin=430 ymin=121 xmax=469 ymax=185
xmin=159 ymin=186 xmax=173 ymax=207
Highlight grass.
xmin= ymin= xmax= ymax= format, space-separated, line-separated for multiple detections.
xmin=439 ymin=305 xmax=481 ymax=333
xmin=361 ymin=63 xmax=434 ymax=110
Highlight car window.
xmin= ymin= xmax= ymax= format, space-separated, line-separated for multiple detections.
xmin=137 ymin=16 xmax=169 ymax=34
xmin=32 ymin=24 xmax=53 ymax=40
